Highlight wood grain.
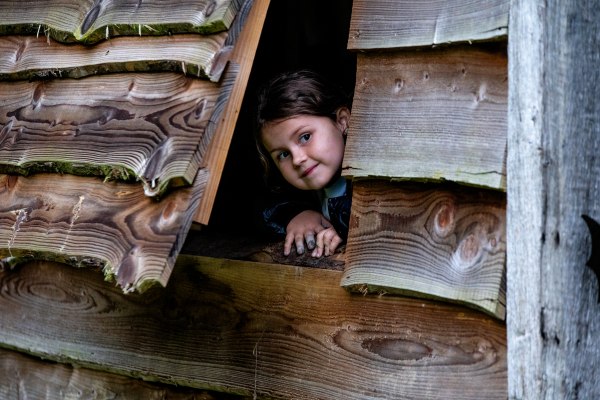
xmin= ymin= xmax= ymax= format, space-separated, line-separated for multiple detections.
xmin=0 ymin=72 xmax=231 ymax=197
xmin=348 ymin=0 xmax=508 ymax=49
xmin=343 ymin=46 xmax=507 ymax=190
xmin=0 ymin=170 xmax=207 ymax=292
xmin=0 ymin=348 xmax=242 ymax=400
xmin=0 ymin=0 xmax=243 ymax=43
xmin=342 ymin=180 xmax=506 ymax=319
xmin=0 ymin=256 xmax=507 ymax=399
xmin=507 ymin=0 xmax=600 ymax=397
xmin=194 ymin=0 xmax=270 ymax=224
xmin=0 ymin=33 xmax=229 ymax=82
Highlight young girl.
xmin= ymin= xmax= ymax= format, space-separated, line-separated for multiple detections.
xmin=255 ymin=69 xmax=352 ymax=258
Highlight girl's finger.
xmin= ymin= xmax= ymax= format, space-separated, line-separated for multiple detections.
xmin=295 ymin=234 xmax=305 ymax=255
xmin=305 ymin=232 xmax=316 ymax=250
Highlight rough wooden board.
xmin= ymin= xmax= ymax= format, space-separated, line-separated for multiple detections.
xmin=194 ymin=0 xmax=270 ymax=224
xmin=343 ymin=46 xmax=507 ymax=190
xmin=342 ymin=180 xmax=506 ymax=320
xmin=0 ymin=348 xmax=243 ymax=400
xmin=507 ymin=0 xmax=600 ymax=397
xmin=348 ymin=0 xmax=508 ymax=50
xmin=0 ymin=0 xmax=243 ymax=43
xmin=0 ymin=33 xmax=228 ymax=82
xmin=0 ymin=256 xmax=507 ymax=399
xmin=0 ymin=72 xmax=234 ymax=197
xmin=0 ymin=170 xmax=207 ymax=292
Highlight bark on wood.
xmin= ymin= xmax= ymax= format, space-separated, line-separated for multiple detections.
xmin=0 ymin=256 xmax=507 ymax=399
xmin=0 ymin=348 xmax=242 ymax=400
xmin=342 ymin=180 xmax=506 ymax=319
xmin=0 ymin=33 xmax=228 ymax=82
xmin=348 ymin=0 xmax=508 ymax=50
xmin=0 ymin=71 xmax=235 ymax=197
xmin=507 ymin=0 xmax=600 ymax=398
xmin=195 ymin=0 xmax=270 ymax=224
xmin=343 ymin=45 xmax=507 ymax=191
xmin=0 ymin=170 xmax=207 ymax=292
xmin=0 ymin=0 xmax=243 ymax=43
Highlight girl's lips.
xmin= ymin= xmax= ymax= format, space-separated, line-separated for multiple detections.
xmin=301 ymin=164 xmax=317 ymax=178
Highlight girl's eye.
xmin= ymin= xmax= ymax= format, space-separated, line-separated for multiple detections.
xmin=276 ymin=150 xmax=290 ymax=161
xmin=299 ymin=133 xmax=311 ymax=144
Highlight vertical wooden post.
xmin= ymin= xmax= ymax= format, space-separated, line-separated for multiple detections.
xmin=507 ymin=0 xmax=600 ymax=398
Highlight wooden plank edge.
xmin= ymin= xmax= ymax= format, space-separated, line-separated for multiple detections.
xmin=194 ymin=0 xmax=271 ymax=225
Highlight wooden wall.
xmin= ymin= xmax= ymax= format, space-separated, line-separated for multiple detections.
xmin=342 ymin=0 xmax=509 ymax=321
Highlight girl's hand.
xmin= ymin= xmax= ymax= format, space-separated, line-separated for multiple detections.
xmin=285 ymin=210 xmax=342 ymax=257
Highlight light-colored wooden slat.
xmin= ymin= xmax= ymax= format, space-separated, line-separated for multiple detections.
xmin=0 ymin=170 xmax=207 ymax=292
xmin=343 ymin=46 xmax=507 ymax=190
xmin=342 ymin=180 xmax=506 ymax=320
xmin=348 ymin=0 xmax=508 ymax=50
xmin=0 ymin=72 xmax=235 ymax=197
xmin=194 ymin=0 xmax=270 ymax=224
xmin=0 ymin=256 xmax=507 ymax=399
xmin=0 ymin=348 xmax=238 ymax=400
xmin=0 ymin=33 xmax=228 ymax=82
xmin=0 ymin=0 xmax=243 ymax=43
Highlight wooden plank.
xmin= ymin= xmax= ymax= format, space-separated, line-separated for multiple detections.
xmin=342 ymin=180 xmax=506 ymax=320
xmin=343 ymin=46 xmax=507 ymax=190
xmin=0 ymin=170 xmax=207 ymax=292
xmin=0 ymin=72 xmax=234 ymax=197
xmin=194 ymin=0 xmax=270 ymax=224
xmin=0 ymin=33 xmax=229 ymax=82
xmin=0 ymin=348 xmax=242 ymax=400
xmin=0 ymin=0 xmax=243 ymax=43
xmin=348 ymin=0 xmax=508 ymax=50
xmin=507 ymin=0 xmax=600 ymax=398
xmin=0 ymin=256 xmax=507 ymax=399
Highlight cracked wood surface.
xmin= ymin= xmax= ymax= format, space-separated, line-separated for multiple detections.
xmin=0 ymin=0 xmax=243 ymax=43
xmin=342 ymin=45 xmax=507 ymax=190
xmin=0 ymin=256 xmax=507 ymax=399
xmin=348 ymin=0 xmax=508 ymax=50
xmin=0 ymin=70 xmax=237 ymax=197
xmin=0 ymin=170 xmax=207 ymax=292
xmin=342 ymin=180 xmax=506 ymax=320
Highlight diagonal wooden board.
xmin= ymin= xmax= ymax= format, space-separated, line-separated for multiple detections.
xmin=0 ymin=169 xmax=208 ymax=292
xmin=348 ymin=0 xmax=508 ymax=50
xmin=343 ymin=46 xmax=508 ymax=191
xmin=0 ymin=71 xmax=231 ymax=197
xmin=0 ymin=0 xmax=243 ymax=43
xmin=0 ymin=256 xmax=507 ymax=399
xmin=342 ymin=180 xmax=506 ymax=319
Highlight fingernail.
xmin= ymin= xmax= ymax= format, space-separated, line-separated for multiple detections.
xmin=307 ymin=239 xmax=315 ymax=250
xmin=297 ymin=246 xmax=304 ymax=255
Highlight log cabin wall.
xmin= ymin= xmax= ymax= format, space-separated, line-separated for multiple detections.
xmin=0 ymin=1 xmax=509 ymax=399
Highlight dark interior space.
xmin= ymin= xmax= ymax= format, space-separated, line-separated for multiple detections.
xmin=201 ymin=0 xmax=356 ymax=236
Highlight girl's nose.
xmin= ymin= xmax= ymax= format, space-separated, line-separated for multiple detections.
xmin=291 ymin=148 xmax=307 ymax=167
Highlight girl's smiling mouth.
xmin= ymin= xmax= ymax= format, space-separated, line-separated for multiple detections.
xmin=301 ymin=164 xmax=317 ymax=178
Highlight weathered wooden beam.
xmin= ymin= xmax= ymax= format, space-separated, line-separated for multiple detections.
xmin=342 ymin=180 xmax=506 ymax=319
xmin=507 ymin=0 xmax=600 ymax=398
xmin=0 ymin=256 xmax=507 ymax=399
xmin=0 ymin=348 xmax=242 ymax=399
xmin=0 ymin=170 xmax=207 ymax=292
xmin=0 ymin=33 xmax=228 ymax=82
xmin=0 ymin=71 xmax=236 ymax=197
xmin=343 ymin=45 xmax=507 ymax=191
xmin=348 ymin=0 xmax=508 ymax=50
xmin=194 ymin=0 xmax=270 ymax=224
xmin=0 ymin=0 xmax=243 ymax=43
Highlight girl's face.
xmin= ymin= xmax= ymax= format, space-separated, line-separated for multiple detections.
xmin=261 ymin=108 xmax=349 ymax=191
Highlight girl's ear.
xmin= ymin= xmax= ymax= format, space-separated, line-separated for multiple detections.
xmin=335 ymin=106 xmax=351 ymax=134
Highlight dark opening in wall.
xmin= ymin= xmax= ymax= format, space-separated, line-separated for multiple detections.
xmin=204 ymin=0 xmax=356 ymax=236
